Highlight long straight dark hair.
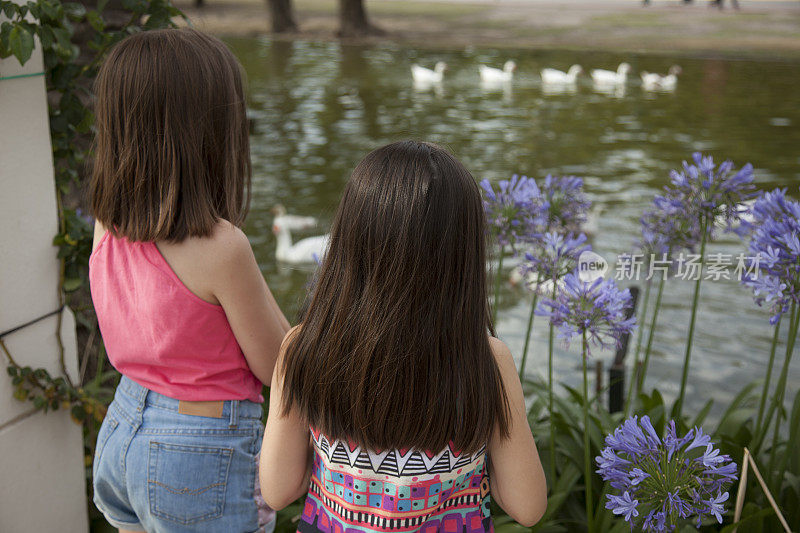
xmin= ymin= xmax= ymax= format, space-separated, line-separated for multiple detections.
xmin=281 ymin=141 xmax=510 ymax=454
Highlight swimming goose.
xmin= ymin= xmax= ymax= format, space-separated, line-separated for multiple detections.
xmin=273 ymin=213 xmax=329 ymax=264
xmin=591 ymin=63 xmax=631 ymax=85
xmin=271 ymin=205 xmax=318 ymax=231
xmin=541 ymin=65 xmax=582 ymax=85
xmin=641 ymin=65 xmax=681 ymax=91
xmin=479 ymin=61 xmax=517 ymax=83
xmin=411 ymin=62 xmax=447 ymax=84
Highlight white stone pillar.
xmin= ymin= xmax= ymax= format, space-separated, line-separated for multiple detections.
xmin=0 ymin=7 xmax=89 ymax=532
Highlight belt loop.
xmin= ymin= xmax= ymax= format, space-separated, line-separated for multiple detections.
xmin=229 ymin=400 xmax=239 ymax=429
xmin=136 ymin=383 xmax=148 ymax=413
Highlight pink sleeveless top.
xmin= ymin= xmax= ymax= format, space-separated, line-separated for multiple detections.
xmin=89 ymin=231 xmax=263 ymax=403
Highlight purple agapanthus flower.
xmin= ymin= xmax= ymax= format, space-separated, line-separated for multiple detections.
xmin=638 ymin=202 xmax=701 ymax=263
xmin=740 ymin=188 xmax=800 ymax=324
xmin=596 ymin=416 xmax=737 ymax=532
xmin=537 ymin=174 xmax=591 ymax=234
xmin=667 ymin=153 xmax=756 ymax=235
xmin=519 ymin=232 xmax=590 ymax=292
xmin=536 ymin=273 xmax=636 ymax=354
xmin=606 ymin=491 xmax=639 ymax=522
xmin=630 ymin=154 xmax=755 ymax=276
xmin=480 ymin=175 xmax=542 ymax=250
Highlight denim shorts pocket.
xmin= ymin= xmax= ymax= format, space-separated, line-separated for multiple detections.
xmin=93 ymin=415 xmax=119 ymax=480
xmin=147 ymin=441 xmax=233 ymax=525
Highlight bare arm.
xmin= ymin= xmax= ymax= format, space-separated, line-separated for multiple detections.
xmin=259 ymin=327 xmax=313 ymax=509
xmin=488 ymin=337 xmax=548 ymax=527
xmin=211 ymin=226 xmax=290 ymax=385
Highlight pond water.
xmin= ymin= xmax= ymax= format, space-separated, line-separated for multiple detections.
xmin=226 ymin=37 xmax=800 ymax=417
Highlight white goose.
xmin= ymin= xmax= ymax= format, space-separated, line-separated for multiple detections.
xmin=271 ymin=205 xmax=318 ymax=231
xmin=411 ymin=62 xmax=447 ymax=84
xmin=641 ymin=65 xmax=681 ymax=91
xmin=591 ymin=63 xmax=631 ymax=86
xmin=479 ymin=60 xmax=517 ymax=83
xmin=272 ymin=209 xmax=329 ymax=264
xmin=541 ymin=65 xmax=582 ymax=85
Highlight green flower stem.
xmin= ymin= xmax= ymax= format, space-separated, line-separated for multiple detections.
xmin=767 ymin=302 xmax=799 ymax=487
xmin=582 ymin=330 xmax=594 ymax=533
xmin=637 ymin=274 xmax=666 ymax=395
xmin=675 ymin=222 xmax=709 ymax=420
xmin=547 ymin=282 xmax=557 ymax=488
xmin=519 ymin=290 xmax=539 ymax=380
xmin=755 ymin=304 xmax=796 ymax=453
xmin=753 ymin=316 xmax=782 ymax=454
xmin=625 ymin=277 xmax=652 ymax=415
xmin=492 ymin=246 xmax=505 ymax=325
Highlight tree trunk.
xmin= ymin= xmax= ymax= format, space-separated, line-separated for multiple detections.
xmin=267 ymin=0 xmax=298 ymax=33
xmin=338 ymin=0 xmax=383 ymax=37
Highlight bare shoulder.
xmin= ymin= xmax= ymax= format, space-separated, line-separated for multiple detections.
xmin=192 ymin=219 xmax=253 ymax=269
xmin=209 ymin=219 xmax=251 ymax=252
xmin=488 ymin=336 xmax=519 ymax=380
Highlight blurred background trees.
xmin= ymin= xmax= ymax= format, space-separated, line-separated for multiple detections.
xmin=265 ymin=0 xmax=382 ymax=36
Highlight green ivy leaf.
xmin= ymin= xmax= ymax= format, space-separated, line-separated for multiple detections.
xmin=86 ymin=10 xmax=104 ymax=32
xmin=13 ymin=386 xmax=29 ymax=401
xmin=39 ymin=25 xmax=55 ymax=50
xmin=62 ymin=2 xmax=85 ymax=21
xmin=1 ymin=2 xmax=17 ymax=19
xmin=39 ymin=0 xmax=60 ymax=22
xmin=9 ymin=25 xmax=34 ymax=64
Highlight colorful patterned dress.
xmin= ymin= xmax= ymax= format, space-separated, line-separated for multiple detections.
xmin=298 ymin=429 xmax=493 ymax=533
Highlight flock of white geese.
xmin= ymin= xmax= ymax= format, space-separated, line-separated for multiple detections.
xmin=411 ymin=60 xmax=682 ymax=93
xmin=271 ymin=62 xmax=683 ymax=264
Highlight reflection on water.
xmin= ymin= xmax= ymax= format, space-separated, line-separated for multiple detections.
xmin=227 ymin=37 xmax=800 ymax=417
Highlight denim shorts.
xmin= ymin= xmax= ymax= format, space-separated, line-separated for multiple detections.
xmin=93 ymin=376 xmax=275 ymax=532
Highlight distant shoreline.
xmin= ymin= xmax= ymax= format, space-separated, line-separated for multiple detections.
xmin=174 ymin=0 xmax=800 ymax=60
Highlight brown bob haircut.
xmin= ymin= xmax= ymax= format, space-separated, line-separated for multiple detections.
xmin=281 ymin=141 xmax=510 ymax=454
xmin=89 ymin=28 xmax=251 ymax=242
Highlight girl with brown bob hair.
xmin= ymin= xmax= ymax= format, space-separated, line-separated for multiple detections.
xmin=88 ymin=28 xmax=288 ymax=533
xmin=260 ymin=141 xmax=547 ymax=532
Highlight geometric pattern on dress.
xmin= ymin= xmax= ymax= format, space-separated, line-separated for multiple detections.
xmin=311 ymin=429 xmax=486 ymax=477
xmin=298 ymin=429 xmax=494 ymax=533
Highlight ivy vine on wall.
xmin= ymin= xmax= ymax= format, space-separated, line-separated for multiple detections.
xmin=0 ymin=0 xmax=185 ymax=509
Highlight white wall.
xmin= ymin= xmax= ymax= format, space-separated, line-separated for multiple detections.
xmin=0 ymin=6 xmax=89 ymax=531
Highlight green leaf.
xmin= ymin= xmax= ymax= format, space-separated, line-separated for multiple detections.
xmin=719 ymin=504 xmax=773 ymax=533
xmin=690 ymin=398 xmax=714 ymax=428
xmin=62 ymin=2 xmax=86 ymax=20
xmin=39 ymin=0 xmax=59 ymax=22
xmin=39 ymin=25 xmax=55 ymax=50
xmin=2 ymin=2 xmax=17 ymax=19
xmin=9 ymin=25 xmax=34 ymax=64
xmin=86 ymin=10 xmax=104 ymax=32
